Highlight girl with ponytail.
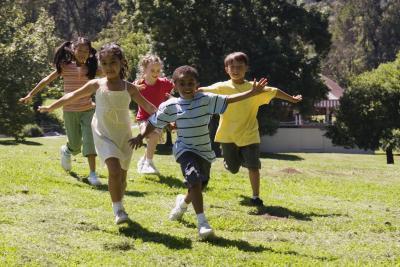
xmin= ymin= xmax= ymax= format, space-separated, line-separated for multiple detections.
xmin=20 ymin=37 xmax=103 ymax=186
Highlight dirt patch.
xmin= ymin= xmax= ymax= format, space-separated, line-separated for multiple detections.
xmin=280 ymin=168 xmax=302 ymax=174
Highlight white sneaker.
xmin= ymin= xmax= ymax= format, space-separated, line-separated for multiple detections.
xmin=60 ymin=145 xmax=72 ymax=171
xmin=88 ymin=173 xmax=101 ymax=186
xmin=140 ymin=159 xmax=159 ymax=175
xmin=137 ymin=156 xmax=145 ymax=173
xmin=198 ymin=221 xmax=214 ymax=240
xmin=115 ymin=209 xmax=129 ymax=224
xmin=169 ymin=194 xmax=187 ymax=221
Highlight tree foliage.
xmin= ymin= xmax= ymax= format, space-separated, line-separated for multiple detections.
xmin=130 ymin=0 xmax=331 ymax=136
xmin=0 ymin=1 xmax=60 ymax=139
xmin=326 ymin=52 xmax=400 ymax=163
xmin=323 ymin=0 xmax=400 ymax=86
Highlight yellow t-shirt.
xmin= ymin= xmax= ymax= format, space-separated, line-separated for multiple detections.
xmin=202 ymin=80 xmax=277 ymax=146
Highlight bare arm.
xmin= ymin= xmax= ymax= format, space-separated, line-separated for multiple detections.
xmin=127 ymin=82 xmax=157 ymax=114
xmin=226 ymin=78 xmax=268 ymax=104
xmin=38 ymin=80 xmax=98 ymax=113
xmin=19 ymin=70 xmax=60 ymax=104
xmin=129 ymin=121 xmax=156 ymax=150
xmin=275 ymin=89 xmax=302 ymax=103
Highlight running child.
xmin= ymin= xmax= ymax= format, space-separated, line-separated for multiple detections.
xmin=129 ymin=65 xmax=267 ymax=239
xmin=20 ymin=37 xmax=102 ymax=186
xmin=135 ymin=54 xmax=174 ymax=174
xmin=200 ymin=51 xmax=302 ymax=206
xmin=38 ymin=43 xmax=157 ymax=224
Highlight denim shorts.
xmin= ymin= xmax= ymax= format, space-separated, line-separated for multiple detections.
xmin=177 ymin=152 xmax=211 ymax=189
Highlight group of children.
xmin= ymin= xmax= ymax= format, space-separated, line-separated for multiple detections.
xmin=20 ymin=37 xmax=302 ymax=239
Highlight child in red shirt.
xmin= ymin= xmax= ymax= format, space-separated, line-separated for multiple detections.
xmin=136 ymin=54 xmax=174 ymax=174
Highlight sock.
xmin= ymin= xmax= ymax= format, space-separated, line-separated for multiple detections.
xmin=197 ymin=213 xmax=207 ymax=225
xmin=112 ymin=201 xmax=123 ymax=215
xmin=252 ymin=196 xmax=259 ymax=200
xmin=89 ymin=171 xmax=96 ymax=177
xmin=179 ymin=197 xmax=188 ymax=209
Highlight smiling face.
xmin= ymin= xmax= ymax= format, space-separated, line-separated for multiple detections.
xmin=144 ymin=62 xmax=162 ymax=83
xmin=73 ymin=43 xmax=90 ymax=65
xmin=175 ymin=73 xmax=199 ymax=99
xmin=225 ymin=59 xmax=248 ymax=83
xmin=99 ymin=52 xmax=122 ymax=80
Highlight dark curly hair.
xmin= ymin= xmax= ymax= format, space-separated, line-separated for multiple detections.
xmin=172 ymin=65 xmax=199 ymax=83
xmin=53 ymin=37 xmax=98 ymax=79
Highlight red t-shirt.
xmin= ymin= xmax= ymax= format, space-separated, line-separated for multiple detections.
xmin=136 ymin=77 xmax=174 ymax=121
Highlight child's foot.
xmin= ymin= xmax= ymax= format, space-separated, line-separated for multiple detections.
xmin=115 ymin=209 xmax=129 ymax=224
xmin=87 ymin=173 xmax=101 ymax=186
xmin=198 ymin=221 xmax=214 ymax=240
xmin=137 ymin=156 xmax=145 ymax=173
xmin=140 ymin=159 xmax=159 ymax=175
xmin=169 ymin=194 xmax=187 ymax=221
xmin=250 ymin=197 xmax=264 ymax=206
xmin=60 ymin=145 xmax=72 ymax=171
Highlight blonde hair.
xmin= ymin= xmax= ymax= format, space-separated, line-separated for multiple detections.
xmin=137 ymin=54 xmax=164 ymax=79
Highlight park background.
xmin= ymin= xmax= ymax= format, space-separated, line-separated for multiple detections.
xmin=0 ymin=0 xmax=399 ymax=265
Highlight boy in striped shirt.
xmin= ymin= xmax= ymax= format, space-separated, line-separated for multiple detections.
xmin=129 ymin=65 xmax=267 ymax=239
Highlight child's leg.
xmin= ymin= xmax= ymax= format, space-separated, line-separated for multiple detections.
xmin=87 ymin=155 xmax=96 ymax=172
xmin=185 ymin=183 xmax=203 ymax=214
xmin=248 ymin=168 xmax=260 ymax=197
xmin=144 ymin=130 xmax=160 ymax=161
xmin=220 ymin=143 xmax=241 ymax=173
xmin=105 ymin=157 xmax=123 ymax=202
xmin=121 ymin=169 xmax=127 ymax=197
xmin=241 ymin=144 xmax=263 ymax=206
xmin=81 ymin=109 xmax=97 ymax=174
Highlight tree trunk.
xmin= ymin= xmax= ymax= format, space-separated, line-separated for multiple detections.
xmin=386 ymin=148 xmax=394 ymax=164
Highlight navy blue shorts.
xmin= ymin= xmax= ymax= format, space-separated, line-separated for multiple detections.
xmin=177 ymin=152 xmax=211 ymax=189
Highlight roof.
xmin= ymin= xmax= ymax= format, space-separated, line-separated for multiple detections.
xmin=321 ymin=75 xmax=344 ymax=100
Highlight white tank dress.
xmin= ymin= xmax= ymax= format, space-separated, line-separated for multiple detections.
xmin=91 ymin=82 xmax=133 ymax=170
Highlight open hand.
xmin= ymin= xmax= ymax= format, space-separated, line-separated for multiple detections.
xmin=128 ymin=135 xmax=144 ymax=150
xmin=292 ymin=95 xmax=302 ymax=103
xmin=252 ymin=78 xmax=268 ymax=93
xmin=19 ymin=95 xmax=33 ymax=104
xmin=37 ymin=106 xmax=51 ymax=113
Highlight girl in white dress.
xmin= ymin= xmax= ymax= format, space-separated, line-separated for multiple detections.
xmin=39 ymin=43 xmax=157 ymax=224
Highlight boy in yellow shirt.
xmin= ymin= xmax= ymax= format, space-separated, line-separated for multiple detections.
xmin=200 ymin=52 xmax=302 ymax=206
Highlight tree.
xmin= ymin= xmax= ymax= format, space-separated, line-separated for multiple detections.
xmin=0 ymin=2 xmax=60 ymax=140
xmin=326 ymin=52 xmax=400 ymax=164
xmin=323 ymin=0 xmax=400 ymax=86
xmin=131 ymin=0 xmax=331 ymax=134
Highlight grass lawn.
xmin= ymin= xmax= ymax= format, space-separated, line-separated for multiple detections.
xmin=0 ymin=136 xmax=399 ymax=266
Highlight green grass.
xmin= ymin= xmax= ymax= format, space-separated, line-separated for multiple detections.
xmin=0 ymin=137 xmax=399 ymax=266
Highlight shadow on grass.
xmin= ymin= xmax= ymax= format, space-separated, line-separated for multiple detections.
xmin=0 ymin=140 xmax=42 ymax=146
xmin=240 ymin=196 xmax=342 ymax=221
xmin=69 ymin=171 xmax=147 ymax=197
xmin=119 ymin=220 xmax=192 ymax=249
xmin=259 ymin=153 xmax=304 ymax=161
xmin=146 ymin=174 xmax=186 ymax=189
xmin=205 ymin=236 xmax=267 ymax=252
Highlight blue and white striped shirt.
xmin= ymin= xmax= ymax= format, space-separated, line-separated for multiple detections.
xmin=149 ymin=92 xmax=228 ymax=162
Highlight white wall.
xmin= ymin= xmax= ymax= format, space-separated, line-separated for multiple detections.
xmin=260 ymin=128 xmax=373 ymax=154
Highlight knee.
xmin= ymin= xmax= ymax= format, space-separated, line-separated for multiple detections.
xmin=224 ymin=161 xmax=240 ymax=174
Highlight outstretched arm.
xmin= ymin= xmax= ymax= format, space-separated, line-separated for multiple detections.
xmin=19 ymin=70 xmax=60 ymax=104
xmin=226 ymin=78 xmax=268 ymax=104
xmin=275 ymin=89 xmax=302 ymax=103
xmin=37 ymin=80 xmax=98 ymax=113
xmin=129 ymin=121 xmax=156 ymax=150
xmin=128 ymin=82 xmax=157 ymax=114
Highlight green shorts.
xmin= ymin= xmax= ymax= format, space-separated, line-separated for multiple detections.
xmin=221 ymin=143 xmax=261 ymax=173
xmin=63 ymin=109 xmax=96 ymax=157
